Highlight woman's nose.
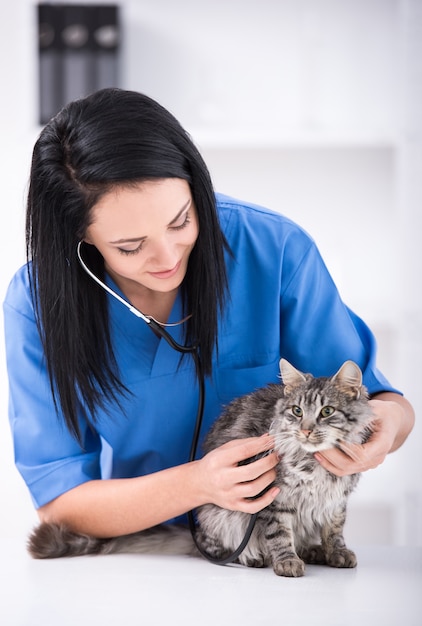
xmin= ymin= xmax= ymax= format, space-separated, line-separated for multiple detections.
xmin=148 ymin=238 xmax=178 ymax=269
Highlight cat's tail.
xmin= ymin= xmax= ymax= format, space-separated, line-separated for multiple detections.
xmin=28 ymin=522 xmax=197 ymax=559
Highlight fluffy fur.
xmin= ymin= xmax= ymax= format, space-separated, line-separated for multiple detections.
xmin=28 ymin=522 xmax=196 ymax=559
xmin=195 ymin=359 xmax=373 ymax=576
xmin=28 ymin=359 xmax=372 ymax=578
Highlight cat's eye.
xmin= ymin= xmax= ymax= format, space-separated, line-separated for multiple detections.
xmin=320 ymin=406 xmax=335 ymax=418
xmin=291 ymin=406 xmax=303 ymax=418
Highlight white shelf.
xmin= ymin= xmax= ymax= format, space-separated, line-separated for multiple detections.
xmin=188 ymin=127 xmax=399 ymax=150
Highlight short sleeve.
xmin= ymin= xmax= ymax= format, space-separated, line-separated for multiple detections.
xmin=3 ymin=267 xmax=102 ymax=508
xmin=215 ymin=194 xmax=401 ymax=398
xmin=278 ymin=234 xmax=401 ymax=396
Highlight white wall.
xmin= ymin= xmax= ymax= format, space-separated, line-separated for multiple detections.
xmin=1 ymin=0 xmax=421 ymax=545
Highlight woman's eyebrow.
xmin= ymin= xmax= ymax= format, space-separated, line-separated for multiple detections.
xmin=110 ymin=235 xmax=146 ymax=244
xmin=109 ymin=199 xmax=192 ymax=245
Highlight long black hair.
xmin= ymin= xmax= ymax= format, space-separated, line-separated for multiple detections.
xmin=26 ymin=88 xmax=230 ymax=442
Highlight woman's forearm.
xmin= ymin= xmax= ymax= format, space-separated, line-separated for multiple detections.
xmin=38 ymin=460 xmax=204 ymax=537
xmin=37 ymin=435 xmax=280 ymax=538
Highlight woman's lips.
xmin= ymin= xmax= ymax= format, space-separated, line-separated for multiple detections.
xmin=149 ymin=260 xmax=181 ymax=279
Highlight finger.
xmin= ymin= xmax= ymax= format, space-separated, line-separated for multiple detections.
xmin=338 ymin=439 xmax=388 ymax=469
xmin=314 ymin=450 xmax=349 ymax=476
xmin=315 ymin=444 xmax=383 ymax=476
xmin=336 ymin=441 xmax=365 ymax=464
xmin=222 ymin=435 xmax=275 ymax=465
xmin=315 ymin=445 xmax=364 ymax=475
xmin=237 ymin=467 xmax=277 ymax=500
xmin=236 ymin=450 xmax=279 ymax=482
xmin=234 ymin=486 xmax=281 ymax=515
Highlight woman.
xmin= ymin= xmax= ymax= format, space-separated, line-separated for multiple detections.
xmin=3 ymin=88 xmax=414 ymax=539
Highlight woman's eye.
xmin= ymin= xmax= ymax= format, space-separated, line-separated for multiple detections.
xmin=320 ymin=406 xmax=335 ymax=418
xmin=117 ymin=243 xmax=144 ymax=256
xmin=291 ymin=406 xmax=303 ymax=418
xmin=170 ymin=211 xmax=191 ymax=231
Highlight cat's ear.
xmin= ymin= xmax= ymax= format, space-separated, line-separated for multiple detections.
xmin=332 ymin=361 xmax=364 ymax=398
xmin=279 ymin=359 xmax=306 ymax=389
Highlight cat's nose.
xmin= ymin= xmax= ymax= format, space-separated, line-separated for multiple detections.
xmin=301 ymin=429 xmax=312 ymax=438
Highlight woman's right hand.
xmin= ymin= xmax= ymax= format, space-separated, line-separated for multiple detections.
xmin=197 ymin=434 xmax=280 ymax=513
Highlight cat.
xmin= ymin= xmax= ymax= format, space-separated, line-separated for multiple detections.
xmin=28 ymin=359 xmax=372 ymax=578
xmin=195 ymin=358 xmax=373 ymax=577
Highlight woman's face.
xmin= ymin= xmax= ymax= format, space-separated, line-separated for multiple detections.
xmin=84 ymin=178 xmax=199 ymax=299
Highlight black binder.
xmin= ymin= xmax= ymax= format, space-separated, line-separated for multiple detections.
xmin=38 ymin=3 xmax=120 ymax=125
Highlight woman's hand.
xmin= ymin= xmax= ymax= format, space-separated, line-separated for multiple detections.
xmin=314 ymin=395 xmax=410 ymax=476
xmin=197 ymin=435 xmax=280 ymax=513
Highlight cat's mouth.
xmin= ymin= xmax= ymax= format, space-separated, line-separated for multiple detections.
xmin=271 ymin=431 xmax=332 ymax=454
xmin=297 ymin=435 xmax=332 ymax=453
xmin=300 ymin=442 xmax=326 ymax=452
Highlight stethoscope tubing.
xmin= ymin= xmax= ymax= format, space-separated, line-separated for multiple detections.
xmin=77 ymin=241 xmax=257 ymax=565
xmin=77 ymin=242 xmax=195 ymax=354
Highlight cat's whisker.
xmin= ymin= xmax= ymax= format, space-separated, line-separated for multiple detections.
xmin=270 ymin=434 xmax=293 ymax=449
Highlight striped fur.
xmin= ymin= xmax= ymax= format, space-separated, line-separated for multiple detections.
xmin=28 ymin=522 xmax=197 ymax=559
xmin=195 ymin=360 xmax=373 ymax=577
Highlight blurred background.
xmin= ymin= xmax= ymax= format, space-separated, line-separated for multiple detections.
xmin=0 ymin=0 xmax=421 ymax=546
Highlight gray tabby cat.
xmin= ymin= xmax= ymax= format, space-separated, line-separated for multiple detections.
xmin=28 ymin=359 xmax=372 ymax=578
xmin=195 ymin=358 xmax=373 ymax=577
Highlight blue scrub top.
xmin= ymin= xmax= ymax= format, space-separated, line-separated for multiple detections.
xmin=3 ymin=193 xmax=399 ymax=511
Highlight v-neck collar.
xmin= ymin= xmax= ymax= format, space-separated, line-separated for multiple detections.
xmin=106 ymin=274 xmax=191 ymax=377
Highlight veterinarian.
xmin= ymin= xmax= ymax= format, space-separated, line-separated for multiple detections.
xmin=3 ymin=88 xmax=414 ymax=540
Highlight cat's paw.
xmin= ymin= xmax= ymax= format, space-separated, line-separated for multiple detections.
xmin=326 ymin=548 xmax=357 ymax=569
xmin=299 ymin=544 xmax=327 ymax=565
xmin=273 ymin=557 xmax=305 ymax=577
xmin=243 ymin=555 xmax=267 ymax=568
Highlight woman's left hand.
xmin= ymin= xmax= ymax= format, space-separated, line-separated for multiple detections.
xmin=314 ymin=398 xmax=404 ymax=476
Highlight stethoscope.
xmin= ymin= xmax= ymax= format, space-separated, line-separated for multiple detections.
xmin=77 ymin=241 xmax=258 ymax=565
